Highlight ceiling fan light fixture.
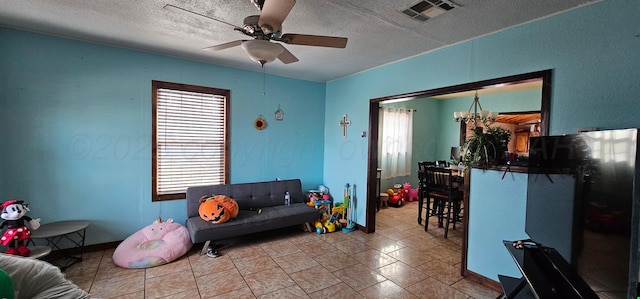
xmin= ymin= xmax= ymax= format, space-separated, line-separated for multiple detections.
xmin=241 ymin=40 xmax=283 ymax=65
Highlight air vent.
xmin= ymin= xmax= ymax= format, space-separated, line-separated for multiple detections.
xmin=401 ymin=0 xmax=457 ymax=22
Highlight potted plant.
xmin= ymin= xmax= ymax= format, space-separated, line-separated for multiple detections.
xmin=461 ymin=126 xmax=512 ymax=169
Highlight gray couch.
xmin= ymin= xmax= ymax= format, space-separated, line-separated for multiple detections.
xmin=185 ymin=179 xmax=321 ymax=250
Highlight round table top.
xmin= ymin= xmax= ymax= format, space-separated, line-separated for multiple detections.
xmin=30 ymin=220 xmax=90 ymax=239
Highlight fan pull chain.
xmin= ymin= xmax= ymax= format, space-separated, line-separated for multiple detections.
xmin=262 ymin=64 xmax=266 ymax=96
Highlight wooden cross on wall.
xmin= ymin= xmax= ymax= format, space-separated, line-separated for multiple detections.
xmin=339 ymin=114 xmax=351 ymax=138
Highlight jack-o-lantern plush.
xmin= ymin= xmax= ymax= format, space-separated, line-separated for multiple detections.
xmin=199 ymin=195 xmax=239 ymax=224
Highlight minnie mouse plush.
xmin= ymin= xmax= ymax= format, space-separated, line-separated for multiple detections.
xmin=0 ymin=200 xmax=40 ymax=256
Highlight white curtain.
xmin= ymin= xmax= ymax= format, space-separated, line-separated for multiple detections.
xmin=379 ymin=108 xmax=413 ymax=179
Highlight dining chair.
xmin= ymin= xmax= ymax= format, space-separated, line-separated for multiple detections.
xmin=417 ymin=161 xmax=436 ymax=225
xmin=421 ymin=165 xmax=462 ymax=238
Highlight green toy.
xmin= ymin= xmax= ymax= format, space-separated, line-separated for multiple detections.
xmin=0 ymin=268 xmax=15 ymax=299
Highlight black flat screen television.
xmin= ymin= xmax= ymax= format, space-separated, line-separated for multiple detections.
xmin=525 ymin=128 xmax=640 ymax=299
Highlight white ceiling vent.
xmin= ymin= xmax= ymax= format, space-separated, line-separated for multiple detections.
xmin=401 ymin=0 xmax=458 ymax=22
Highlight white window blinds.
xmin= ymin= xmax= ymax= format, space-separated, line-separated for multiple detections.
xmin=155 ymin=86 xmax=227 ymax=198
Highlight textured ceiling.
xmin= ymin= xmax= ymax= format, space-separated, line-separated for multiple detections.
xmin=0 ymin=0 xmax=600 ymax=82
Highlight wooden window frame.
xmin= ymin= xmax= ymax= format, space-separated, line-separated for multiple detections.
xmin=152 ymin=80 xmax=230 ymax=201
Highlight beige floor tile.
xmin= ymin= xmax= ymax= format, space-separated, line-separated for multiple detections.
xmin=94 ymin=260 xmax=145 ymax=281
xmin=196 ymin=268 xmax=248 ymax=296
xmin=288 ymin=231 xmax=321 ymax=245
xmin=260 ymin=240 xmax=301 ymax=258
xmin=316 ymin=230 xmax=353 ymax=244
xmin=201 ymin=286 xmax=255 ymax=299
xmin=273 ymin=251 xmax=319 ymax=274
xmin=415 ymin=259 xmax=464 ymax=286
xmin=452 ymin=278 xmax=501 ymax=299
xmin=190 ymin=253 xmax=236 ymax=278
xmin=398 ymin=235 xmax=441 ymax=252
xmin=386 ymin=246 xmax=435 ymax=267
xmin=258 ymin=285 xmax=310 ymax=299
xmin=244 ymin=267 xmax=296 ymax=296
xmin=224 ymin=243 xmax=267 ymax=260
xmin=233 ymin=254 xmax=279 ymax=276
xmin=145 ymin=257 xmax=191 ymax=279
xmin=145 ymin=270 xmax=197 ymax=298
xmin=365 ymin=236 xmax=407 ymax=254
xmin=333 ymin=263 xmax=387 ymax=291
xmin=376 ymin=261 xmax=429 ymax=288
xmin=359 ymin=279 xmax=420 ymax=299
xmin=157 ymin=288 xmax=202 ymax=299
xmin=405 ymin=276 xmax=468 ymax=299
xmin=309 ymin=282 xmax=364 ymax=299
xmin=89 ymin=270 xmax=145 ymax=298
xmin=312 ymin=250 xmax=360 ymax=272
xmin=427 ymin=245 xmax=462 ymax=265
xmin=352 ymin=249 xmax=397 ymax=270
xmin=296 ymin=239 xmax=337 ymax=257
xmin=289 ymin=265 xmax=342 ymax=294
xmin=332 ymin=239 xmax=370 ymax=255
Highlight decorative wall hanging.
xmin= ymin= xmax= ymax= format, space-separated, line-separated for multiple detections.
xmin=274 ymin=105 xmax=284 ymax=121
xmin=254 ymin=116 xmax=267 ymax=130
xmin=339 ymin=114 xmax=351 ymax=138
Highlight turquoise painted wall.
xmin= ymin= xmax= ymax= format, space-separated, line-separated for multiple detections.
xmin=325 ymin=0 xmax=640 ymax=280
xmin=467 ymin=169 xmax=529 ymax=280
xmin=0 ymin=28 xmax=326 ymax=245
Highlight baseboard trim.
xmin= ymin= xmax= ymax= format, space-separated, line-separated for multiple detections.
xmin=46 ymin=241 xmax=120 ymax=259
xmin=463 ymin=269 xmax=502 ymax=293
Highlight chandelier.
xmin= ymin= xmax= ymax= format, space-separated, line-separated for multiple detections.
xmin=453 ymin=91 xmax=499 ymax=127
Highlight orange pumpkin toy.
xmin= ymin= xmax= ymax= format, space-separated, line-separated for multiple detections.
xmin=199 ymin=195 xmax=239 ymax=224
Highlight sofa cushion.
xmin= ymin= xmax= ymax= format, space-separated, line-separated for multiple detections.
xmin=186 ymin=179 xmax=305 ymax=218
xmin=186 ymin=203 xmax=320 ymax=244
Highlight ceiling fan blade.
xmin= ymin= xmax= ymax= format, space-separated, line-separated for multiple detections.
xmin=203 ymin=40 xmax=245 ymax=51
xmin=276 ymin=45 xmax=299 ymax=64
xmin=258 ymin=0 xmax=295 ymax=34
xmin=164 ymin=4 xmax=239 ymax=29
xmin=278 ymin=34 xmax=348 ymax=48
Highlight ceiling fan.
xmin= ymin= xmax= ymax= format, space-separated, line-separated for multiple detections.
xmin=164 ymin=0 xmax=348 ymax=66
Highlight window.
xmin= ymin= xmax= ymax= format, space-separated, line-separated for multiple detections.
xmin=378 ymin=108 xmax=413 ymax=179
xmin=152 ymin=81 xmax=229 ymax=201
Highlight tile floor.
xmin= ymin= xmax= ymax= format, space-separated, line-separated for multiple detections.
xmin=63 ymin=201 xmax=501 ymax=298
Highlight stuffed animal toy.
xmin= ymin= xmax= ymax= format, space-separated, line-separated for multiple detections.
xmin=112 ymin=217 xmax=192 ymax=268
xmin=403 ymin=183 xmax=413 ymax=201
xmin=0 ymin=200 xmax=40 ymax=256
xmin=408 ymin=187 xmax=419 ymax=202
xmin=199 ymin=195 xmax=239 ymax=224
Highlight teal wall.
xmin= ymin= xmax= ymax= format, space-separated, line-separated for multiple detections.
xmin=467 ymin=169 xmax=529 ymax=280
xmin=324 ymin=0 xmax=640 ymax=280
xmin=0 ymin=28 xmax=326 ymax=245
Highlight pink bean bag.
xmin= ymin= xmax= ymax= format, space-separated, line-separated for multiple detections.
xmin=113 ymin=218 xmax=192 ymax=269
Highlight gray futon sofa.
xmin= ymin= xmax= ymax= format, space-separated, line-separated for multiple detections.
xmin=185 ymin=179 xmax=321 ymax=254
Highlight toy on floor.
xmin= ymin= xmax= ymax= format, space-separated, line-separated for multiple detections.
xmin=113 ymin=217 xmax=192 ymax=268
xmin=341 ymin=183 xmax=356 ymax=232
xmin=315 ymin=212 xmax=342 ymax=234
xmin=403 ymin=183 xmax=419 ymax=202
xmin=385 ymin=188 xmax=405 ymax=207
xmin=403 ymin=183 xmax=413 ymax=202
xmin=0 ymin=200 xmax=40 ymax=257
